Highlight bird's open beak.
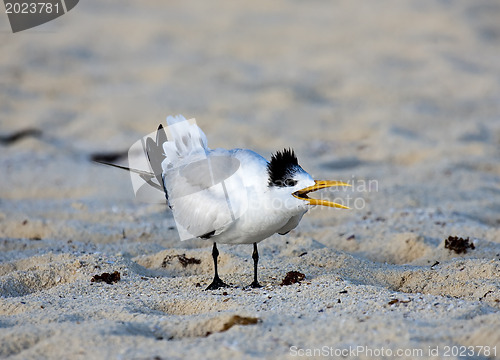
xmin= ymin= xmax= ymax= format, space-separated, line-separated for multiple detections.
xmin=293 ymin=180 xmax=351 ymax=209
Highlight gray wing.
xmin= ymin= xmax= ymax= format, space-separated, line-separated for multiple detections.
xmin=277 ymin=212 xmax=306 ymax=235
xmin=164 ymin=151 xmax=248 ymax=241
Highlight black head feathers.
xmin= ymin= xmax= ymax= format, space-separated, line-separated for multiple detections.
xmin=267 ymin=148 xmax=300 ymax=187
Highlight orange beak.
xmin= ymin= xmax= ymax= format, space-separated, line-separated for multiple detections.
xmin=293 ymin=180 xmax=351 ymax=209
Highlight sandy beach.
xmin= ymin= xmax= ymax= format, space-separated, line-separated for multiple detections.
xmin=1 ymin=0 xmax=500 ymax=359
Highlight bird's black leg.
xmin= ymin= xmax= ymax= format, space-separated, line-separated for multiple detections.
xmin=205 ymin=243 xmax=230 ymax=290
xmin=249 ymin=242 xmax=262 ymax=288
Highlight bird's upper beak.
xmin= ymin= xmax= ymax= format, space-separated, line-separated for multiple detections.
xmin=293 ymin=180 xmax=351 ymax=209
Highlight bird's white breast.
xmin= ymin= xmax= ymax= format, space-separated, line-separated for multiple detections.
xmin=160 ymin=122 xmax=310 ymax=245
xmin=207 ymin=149 xmax=308 ymax=244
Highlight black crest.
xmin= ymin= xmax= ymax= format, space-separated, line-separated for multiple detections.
xmin=267 ymin=148 xmax=300 ymax=187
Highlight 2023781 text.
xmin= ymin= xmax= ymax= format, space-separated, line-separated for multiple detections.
xmin=5 ymin=2 xmax=61 ymax=14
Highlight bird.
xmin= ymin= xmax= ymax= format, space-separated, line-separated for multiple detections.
xmin=98 ymin=115 xmax=350 ymax=290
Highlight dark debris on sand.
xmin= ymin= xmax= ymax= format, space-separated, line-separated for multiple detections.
xmin=162 ymin=254 xmax=201 ymax=268
xmin=280 ymin=271 xmax=305 ymax=286
xmin=445 ymin=236 xmax=475 ymax=254
xmin=220 ymin=315 xmax=259 ymax=332
xmin=91 ymin=271 xmax=121 ymax=284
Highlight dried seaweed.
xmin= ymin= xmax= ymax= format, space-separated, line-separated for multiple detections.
xmin=91 ymin=271 xmax=121 ymax=284
xmin=221 ymin=315 xmax=259 ymax=332
xmin=280 ymin=271 xmax=305 ymax=286
xmin=162 ymin=254 xmax=201 ymax=268
xmin=445 ymin=236 xmax=475 ymax=254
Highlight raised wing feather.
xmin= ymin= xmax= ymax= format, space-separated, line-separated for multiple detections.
xmin=162 ymin=115 xmax=209 ymax=170
xmin=158 ymin=118 xmax=250 ymax=240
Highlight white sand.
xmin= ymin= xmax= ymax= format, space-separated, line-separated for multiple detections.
xmin=1 ymin=0 xmax=500 ymax=359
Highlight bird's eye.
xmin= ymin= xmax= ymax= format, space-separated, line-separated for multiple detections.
xmin=284 ymin=179 xmax=297 ymax=187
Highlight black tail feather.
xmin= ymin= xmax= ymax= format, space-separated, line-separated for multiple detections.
xmin=93 ymin=160 xmax=154 ymax=177
xmin=146 ymin=124 xmax=168 ymax=200
xmin=93 ymin=160 xmax=163 ymax=191
xmin=94 ymin=124 xmax=169 ymax=199
xmin=146 ymin=124 xmax=167 ymax=188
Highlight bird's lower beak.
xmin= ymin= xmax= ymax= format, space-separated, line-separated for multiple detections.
xmin=293 ymin=180 xmax=351 ymax=209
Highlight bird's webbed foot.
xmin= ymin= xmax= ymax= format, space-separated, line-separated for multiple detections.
xmin=248 ymin=281 xmax=262 ymax=289
xmin=205 ymin=276 xmax=231 ymax=291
